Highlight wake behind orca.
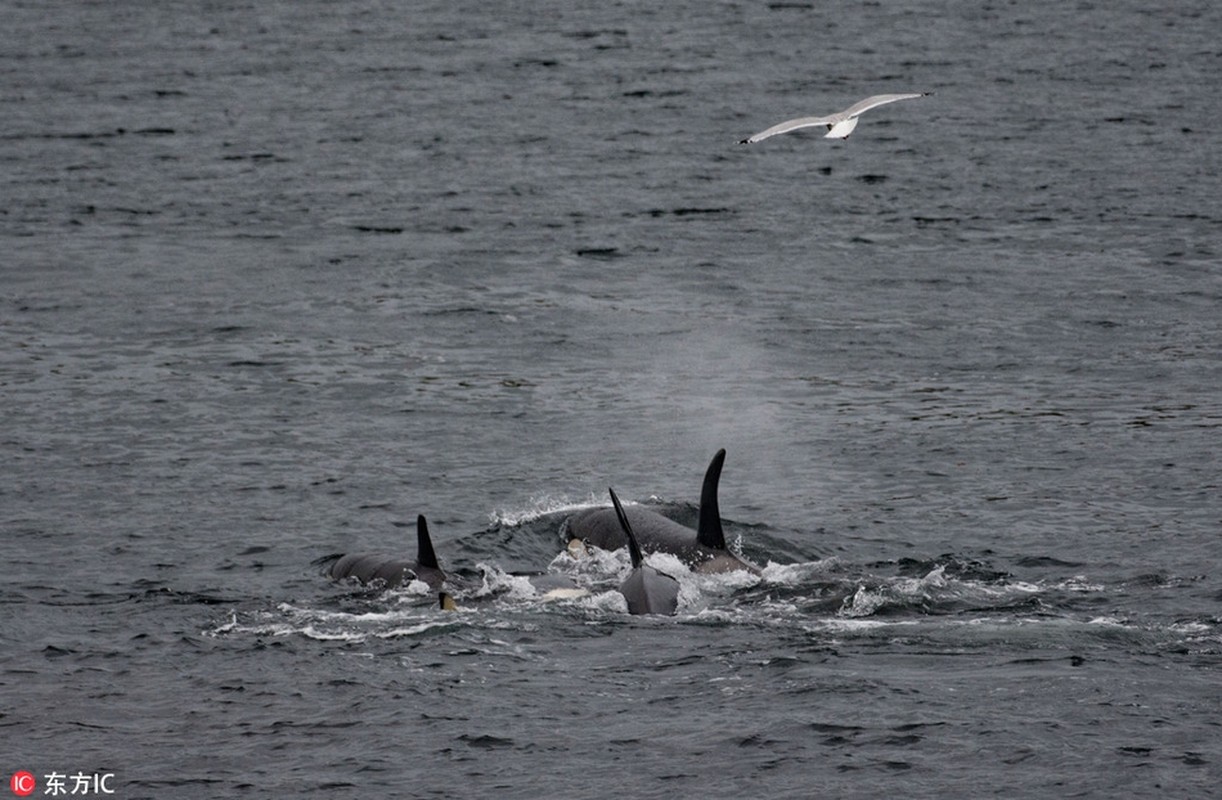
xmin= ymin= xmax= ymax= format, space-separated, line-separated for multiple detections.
xmin=324 ymin=514 xmax=446 ymax=590
xmin=564 ymin=449 xmax=761 ymax=575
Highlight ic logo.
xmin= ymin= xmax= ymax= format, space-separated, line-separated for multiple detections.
xmin=9 ymin=772 xmax=36 ymax=797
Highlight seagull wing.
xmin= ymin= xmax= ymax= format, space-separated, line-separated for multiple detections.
xmin=841 ymin=93 xmax=928 ymax=119
xmin=740 ymin=114 xmax=836 ymax=144
xmin=741 ymin=93 xmax=929 ymax=144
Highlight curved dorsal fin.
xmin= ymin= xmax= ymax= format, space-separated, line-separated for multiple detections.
xmin=415 ymin=514 xmax=439 ymax=570
xmin=609 ymin=487 xmax=644 ymax=569
xmin=695 ymin=449 xmax=727 ymax=550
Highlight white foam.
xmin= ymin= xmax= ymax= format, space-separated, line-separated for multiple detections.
xmin=488 ymin=492 xmax=604 ymax=527
xmin=838 ymin=585 xmax=887 ymax=618
xmin=759 ymin=558 xmax=840 ymax=586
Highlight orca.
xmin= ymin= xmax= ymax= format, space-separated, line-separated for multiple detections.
xmin=325 ymin=514 xmax=445 ymax=590
xmin=609 ymin=487 xmax=680 ymax=615
xmin=564 ymin=449 xmax=761 ymax=574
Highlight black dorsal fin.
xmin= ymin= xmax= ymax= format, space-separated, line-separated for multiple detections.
xmin=695 ymin=449 xmax=727 ymax=551
xmin=609 ymin=487 xmax=644 ymax=569
xmin=415 ymin=514 xmax=439 ymax=570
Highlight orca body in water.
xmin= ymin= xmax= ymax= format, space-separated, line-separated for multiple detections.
xmin=325 ymin=514 xmax=445 ymax=590
xmin=609 ymin=486 xmax=680 ymax=616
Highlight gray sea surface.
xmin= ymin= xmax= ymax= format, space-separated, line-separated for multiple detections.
xmin=2 ymin=1 xmax=1220 ymax=797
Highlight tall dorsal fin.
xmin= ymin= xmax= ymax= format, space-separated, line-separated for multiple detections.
xmin=609 ymin=487 xmax=644 ymax=569
xmin=415 ymin=514 xmax=440 ymax=570
xmin=695 ymin=449 xmax=727 ymax=550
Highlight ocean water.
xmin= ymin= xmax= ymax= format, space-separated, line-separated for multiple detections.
xmin=2 ymin=1 xmax=1219 ymax=797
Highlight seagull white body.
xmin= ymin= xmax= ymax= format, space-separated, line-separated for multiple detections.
xmin=740 ymin=92 xmax=929 ymax=143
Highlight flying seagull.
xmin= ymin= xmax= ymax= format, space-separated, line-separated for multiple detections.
xmin=740 ymin=92 xmax=930 ymax=144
